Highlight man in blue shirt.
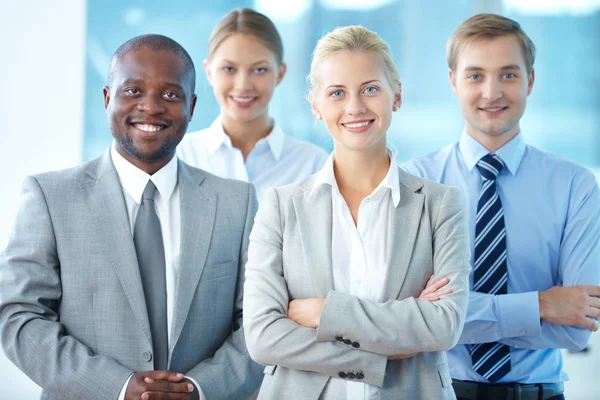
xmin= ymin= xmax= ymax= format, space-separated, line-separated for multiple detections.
xmin=403 ymin=13 xmax=600 ymax=400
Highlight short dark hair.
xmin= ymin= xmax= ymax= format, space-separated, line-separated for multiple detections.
xmin=107 ymin=34 xmax=196 ymax=92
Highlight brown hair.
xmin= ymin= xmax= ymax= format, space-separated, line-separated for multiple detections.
xmin=207 ymin=8 xmax=284 ymax=65
xmin=447 ymin=13 xmax=536 ymax=73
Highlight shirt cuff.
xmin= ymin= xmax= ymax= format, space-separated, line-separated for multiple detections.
xmin=497 ymin=291 xmax=542 ymax=338
xmin=118 ymin=373 xmax=134 ymax=400
xmin=185 ymin=375 xmax=206 ymax=400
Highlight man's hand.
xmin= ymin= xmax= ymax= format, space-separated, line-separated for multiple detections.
xmin=288 ymin=298 xmax=326 ymax=328
xmin=539 ymin=284 xmax=600 ymax=331
xmin=125 ymin=370 xmax=198 ymax=400
xmin=417 ymin=275 xmax=451 ymax=301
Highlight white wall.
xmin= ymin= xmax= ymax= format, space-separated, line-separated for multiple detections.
xmin=0 ymin=1 xmax=87 ymax=398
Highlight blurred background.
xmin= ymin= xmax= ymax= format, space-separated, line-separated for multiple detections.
xmin=1 ymin=0 xmax=599 ymax=398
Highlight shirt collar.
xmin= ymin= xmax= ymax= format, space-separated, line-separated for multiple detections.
xmin=205 ymin=115 xmax=285 ymax=161
xmin=110 ymin=142 xmax=178 ymax=204
xmin=458 ymin=129 xmax=526 ymax=176
xmin=308 ymin=149 xmax=400 ymax=207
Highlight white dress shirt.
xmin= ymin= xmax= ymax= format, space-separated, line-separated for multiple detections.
xmin=110 ymin=145 xmax=204 ymax=400
xmin=177 ymin=115 xmax=328 ymax=202
xmin=309 ymin=151 xmax=400 ymax=400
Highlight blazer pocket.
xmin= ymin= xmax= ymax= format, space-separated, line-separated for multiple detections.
xmin=263 ymin=365 xmax=277 ymax=375
xmin=437 ymin=363 xmax=452 ymax=388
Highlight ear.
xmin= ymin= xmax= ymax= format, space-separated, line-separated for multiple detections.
xmin=448 ymin=68 xmax=458 ymax=95
xmin=527 ymin=67 xmax=535 ymax=96
xmin=393 ymin=82 xmax=402 ymax=111
xmin=189 ymin=94 xmax=198 ymax=119
xmin=203 ymin=59 xmax=213 ymax=86
xmin=103 ymin=86 xmax=111 ymax=111
xmin=311 ymin=98 xmax=321 ymax=120
xmin=276 ymin=62 xmax=287 ymax=86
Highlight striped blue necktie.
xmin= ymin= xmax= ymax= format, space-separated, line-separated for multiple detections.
xmin=470 ymin=153 xmax=512 ymax=383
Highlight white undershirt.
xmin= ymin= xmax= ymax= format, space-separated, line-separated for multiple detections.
xmin=110 ymin=144 xmax=204 ymax=400
xmin=309 ymin=150 xmax=400 ymax=400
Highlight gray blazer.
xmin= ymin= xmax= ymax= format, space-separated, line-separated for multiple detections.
xmin=244 ymin=167 xmax=471 ymax=400
xmin=0 ymin=150 xmax=263 ymax=400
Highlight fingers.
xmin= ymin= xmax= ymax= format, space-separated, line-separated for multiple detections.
xmin=141 ymin=392 xmax=191 ymax=400
xmin=585 ymin=285 xmax=600 ymax=297
xmin=424 ymin=277 xmax=450 ymax=294
xmin=143 ymin=381 xmax=194 ymax=393
xmin=144 ymin=371 xmax=185 ymax=383
xmin=582 ymin=317 xmax=598 ymax=332
xmin=425 ymin=274 xmax=434 ymax=287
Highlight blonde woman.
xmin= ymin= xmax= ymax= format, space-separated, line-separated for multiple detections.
xmin=243 ymin=26 xmax=471 ymax=399
xmin=178 ymin=8 xmax=327 ymax=202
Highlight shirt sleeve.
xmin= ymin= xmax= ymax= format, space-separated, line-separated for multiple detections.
xmin=457 ymin=291 xmax=541 ymax=345
xmin=499 ymin=169 xmax=600 ymax=351
xmin=185 ymin=376 xmax=206 ymax=400
xmin=117 ymin=374 xmax=134 ymax=400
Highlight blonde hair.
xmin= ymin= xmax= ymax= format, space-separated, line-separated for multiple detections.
xmin=207 ymin=8 xmax=284 ymax=65
xmin=447 ymin=13 xmax=536 ymax=73
xmin=307 ymin=26 xmax=400 ymax=100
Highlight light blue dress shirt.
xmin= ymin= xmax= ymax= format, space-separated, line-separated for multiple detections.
xmin=402 ymin=131 xmax=600 ymax=384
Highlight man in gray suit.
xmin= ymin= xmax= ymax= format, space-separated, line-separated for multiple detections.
xmin=0 ymin=34 xmax=262 ymax=400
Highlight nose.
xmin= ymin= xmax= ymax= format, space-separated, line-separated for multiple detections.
xmin=235 ymin=71 xmax=253 ymax=91
xmin=136 ymin=94 xmax=166 ymax=115
xmin=346 ymin=94 xmax=366 ymax=116
xmin=482 ymin=78 xmax=502 ymax=101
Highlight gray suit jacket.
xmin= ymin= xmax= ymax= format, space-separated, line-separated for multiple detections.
xmin=0 ymin=150 xmax=263 ymax=400
xmin=244 ymin=167 xmax=471 ymax=400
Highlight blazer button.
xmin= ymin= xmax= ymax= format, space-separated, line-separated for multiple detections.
xmin=343 ymin=339 xmax=352 ymax=345
xmin=347 ymin=372 xmax=356 ymax=379
xmin=351 ymin=342 xmax=360 ymax=348
xmin=335 ymin=336 xmax=344 ymax=342
xmin=142 ymin=351 xmax=152 ymax=362
xmin=356 ymin=372 xmax=365 ymax=380
xmin=338 ymin=372 xmax=347 ymax=379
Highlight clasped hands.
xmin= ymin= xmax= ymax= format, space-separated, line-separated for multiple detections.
xmin=125 ymin=370 xmax=199 ymax=400
xmin=287 ymin=274 xmax=451 ymax=361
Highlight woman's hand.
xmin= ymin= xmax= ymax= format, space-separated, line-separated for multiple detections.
xmin=417 ymin=275 xmax=451 ymax=301
xmin=288 ymin=298 xmax=326 ymax=328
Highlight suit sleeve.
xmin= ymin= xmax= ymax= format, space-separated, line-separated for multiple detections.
xmin=315 ymin=186 xmax=472 ymax=356
xmin=184 ymin=183 xmax=264 ymax=398
xmin=0 ymin=176 xmax=132 ymax=400
xmin=243 ymin=187 xmax=388 ymax=387
xmin=497 ymin=169 xmax=600 ymax=351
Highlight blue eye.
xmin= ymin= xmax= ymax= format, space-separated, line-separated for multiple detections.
xmin=503 ymin=73 xmax=516 ymax=79
xmin=330 ymin=90 xmax=343 ymax=98
xmin=364 ymin=86 xmax=378 ymax=94
xmin=468 ymin=74 xmax=481 ymax=80
xmin=222 ymin=66 xmax=234 ymax=73
xmin=254 ymin=67 xmax=268 ymax=74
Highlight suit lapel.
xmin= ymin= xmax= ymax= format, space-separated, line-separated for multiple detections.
xmin=170 ymin=162 xmax=216 ymax=352
xmin=383 ymin=168 xmax=425 ymax=299
xmin=78 ymin=151 xmax=152 ymax=345
xmin=293 ymin=185 xmax=334 ymax=297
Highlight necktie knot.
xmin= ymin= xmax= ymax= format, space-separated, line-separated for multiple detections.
xmin=477 ymin=154 xmax=504 ymax=181
xmin=142 ymin=180 xmax=157 ymax=201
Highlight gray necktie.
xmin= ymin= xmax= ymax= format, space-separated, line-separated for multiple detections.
xmin=134 ymin=180 xmax=168 ymax=370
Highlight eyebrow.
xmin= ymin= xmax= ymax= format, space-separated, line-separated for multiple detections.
xmin=463 ymin=64 xmax=522 ymax=72
xmin=120 ymin=78 xmax=185 ymax=91
xmin=325 ymin=79 xmax=382 ymax=90
xmin=219 ymin=59 xmax=270 ymax=66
